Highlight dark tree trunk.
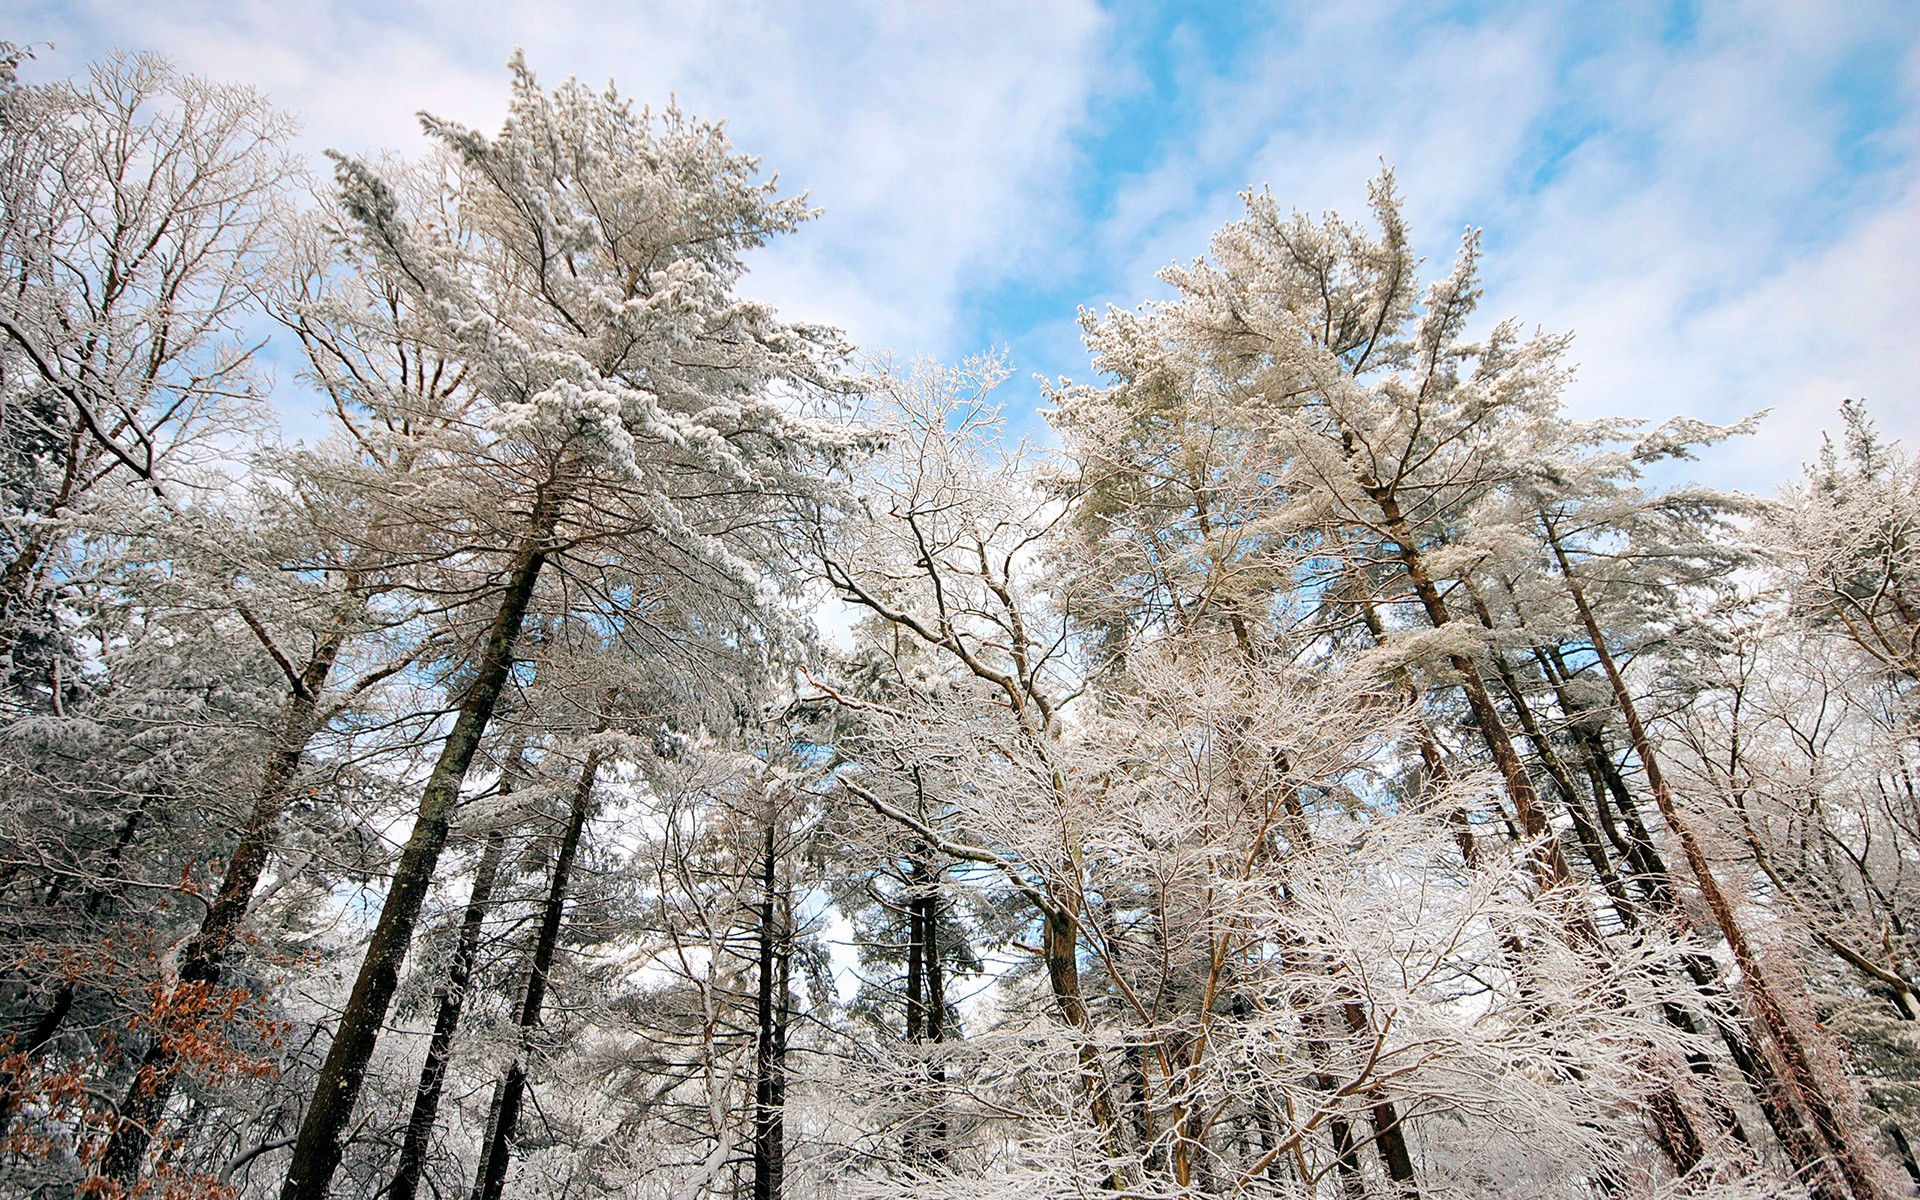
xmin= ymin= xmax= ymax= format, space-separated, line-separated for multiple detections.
xmin=101 ymin=635 xmax=342 ymax=1185
xmin=904 ymin=865 xmax=924 ymax=1044
xmin=1352 ymin=582 xmax=1472 ymax=868
xmin=1353 ymin=492 xmax=1714 ymax=1180
xmin=469 ymin=745 xmax=602 ymax=1200
xmin=1544 ymin=516 xmax=1890 ymax=1200
xmin=282 ymin=496 xmax=558 ymax=1200
xmin=1279 ymin=597 xmax=1425 ymax=1198
xmin=1368 ymin=489 xmax=1571 ymax=890
xmin=903 ymin=848 xmax=947 ymax=1168
xmin=389 ymin=826 xmax=509 ymax=1200
xmin=1327 ymin=1108 xmax=1366 ymax=1199
xmin=752 ymin=820 xmax=789 ymax=1200
xmin=1341 ymin=1002 xmax=1419 ymax=1199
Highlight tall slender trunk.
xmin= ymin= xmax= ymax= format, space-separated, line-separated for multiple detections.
xmin=1367 ymin=489 xmax=1572 ymax=891
xmin=100 ymin=635 xmax=344 ymax=1185
xmin=1467 ymin=582 xmax=1746 ymax=1162
xmin=1352 ymin=582 xmax=1472 ymax=866
xmin=903 ymin=848 xmax=948 ymax=1168
xmin=0 ymin=799 xmax=142 ymax=1132
xmin=0 ymin=984 xmax=73 ymax=1130
xmin=1544 ymin=516 xmax=1891 ymax=1200
xmin=1351 ymin=496 xmax=1712 ymax=1180
xmin=1532 ymin=643 xmax=1679 ymax=907
xmin=388 ymin=826 xmax=509 ymax=1200
xmin=1539 ymin=641 xmax=1820 ymax=1171
xmin=1461 ymin=583 xmax=1627 ymax=899
xmin=1343 ymin=1001 xmax=1419 ymax=1199
xmin=1307 ymin=583 xmax=1426 ymax=1195
xmin=469 ymin=744 xmax=602 ymax=1200
xmin=752 ymin=820 xmax=789 ymax=1200
xmin=1325 ymin=1100 xmax=1366 ymax=1200
xmin=1270 ymin=711 xmax=1423 ymax=1200
xmin=282 ymin=494 xmax=559 ymax=1200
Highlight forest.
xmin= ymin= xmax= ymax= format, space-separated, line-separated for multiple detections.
xmin=1 ymin=41 xmax=1918 ymax=1200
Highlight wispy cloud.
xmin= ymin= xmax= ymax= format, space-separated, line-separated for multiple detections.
xmin=21 ymin=0 xmax=1108 ymax=356
xmin=1053 ymin=1 xmax=1920 ymax=486
xmin=15 ymin=0 xmax=1916 ymax=488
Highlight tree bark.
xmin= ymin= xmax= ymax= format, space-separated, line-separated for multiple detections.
xmin=1367 ymin=488 xmax=1572 ymax=891
xmin=1544 ymin=515 xmax=1891 ymax=1200
xmin=752 ymin=820 xmax=789 ymax=1200
xmin=1352 ymin=493 xmax=1714 ymax=1180
xmin=904 ymin=849 xmax=948 ymax=1168
xmin=470 ymin=743 xmax=602 ymax=1200
xmin=388 ymin=826 xmax=508 ymax=1200
xmin=281 ymin=495 xmax=558 ymax=1200
xmin=101 ymin=634 xmax=343 ymax=1185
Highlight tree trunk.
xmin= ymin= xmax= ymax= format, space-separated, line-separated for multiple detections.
xmin=1326 ymin=1105 xmax=1366 ymax=1200
xmin=1351 ymin=581 xmax=1474 ymax=868
xmin=281 ymin=496 xmax=558 ymax=1200
xmin=1341 ymin=1002 xmax=1419 ymax=1199
xmin=0 ymin=788 xmax=150 ymax=1130
xmin=1540 ymin=640 xmax=1822 ymax=1169
xmin=1544 ymin=516 xmax=1891 ymax=1200
xmin=101 ymin=636 xmax=342 ymax=1185
xmin=901 ymin=848 xmax=948 ymax=1169
xmin=388 ymin=827 xmax=508 ymax=1200
xmin=470 ymin=743 xmax=602 ymax=1200
xmin=1352 ymin=496 xmax=1715 ymax=1181
xmin=1367 ymin=488 xmax=1572 ymax=891
xmin=752 ymin=820 xmax=789 ymax=1200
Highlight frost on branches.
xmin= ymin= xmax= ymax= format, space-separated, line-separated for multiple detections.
xmin=0 ymin=43 xmax=1915 ymax=1200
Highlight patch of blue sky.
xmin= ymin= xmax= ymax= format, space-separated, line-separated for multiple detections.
xmin=965 ymin=1 xmax=1915 ymax=455
xmin=13 ymin=0 xmax=1918 ymax=481
xmin=953 ymin=2 xmax=1273 ymax=427
xmin=1814 ymin=37 xmax=1914 ymax=204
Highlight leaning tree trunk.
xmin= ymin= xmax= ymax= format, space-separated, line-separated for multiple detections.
xmin=1524 ymin=625 xmax=1835 ymax=1171
xmin=388 ymin=824 xmax=509 ymax=1200
xmin=99 ymin=632 xmax=345 ymax=1186
xmin=1467 ymin=579 xmax=1754 ymax=1157
xmin=1544 ymin=515 xmax=1892 ymax=1200
xmin=1364 ymin=489 xmax=1572 ymax=889
xmin=281 ymin=491 xmax=559 ymax=1200
xmin=1350 ymin=491 xmax=1714 ymax=1178
xmin=469 ymin=744 xmax=602 ymax=1200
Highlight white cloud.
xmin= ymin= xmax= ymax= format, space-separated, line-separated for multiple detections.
xmin=16 ymin=0 xmax=1915 ymax=491
xmin=22 ymin=0 xmax=1108 ymax=360
xmin=1075 ymin=0 xmax=1918 ymax=490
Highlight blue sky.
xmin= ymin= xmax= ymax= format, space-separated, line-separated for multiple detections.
xmin=14 ymin=0 xmax=1917 ymax=489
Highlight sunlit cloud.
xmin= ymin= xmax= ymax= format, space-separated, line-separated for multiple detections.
xmin=14 ymin=0 xmax=1915 ymax=488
